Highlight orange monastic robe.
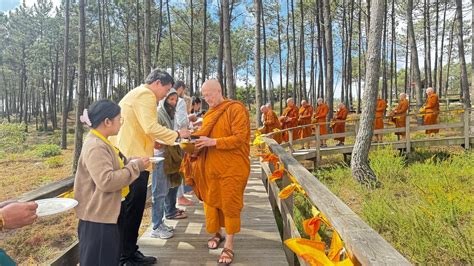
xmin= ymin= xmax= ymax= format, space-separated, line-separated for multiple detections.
xmin=312 ymin=103 xmax=329 ymax=135
xmin=280 ymin=105 xmax=299 ymax=142
xmin=181 ymin=100 xmax=250 ymax=234
xmin=374 ymin=99 xmax=387 ymax=130
xmin=332 ymin=107 xmax=349 ymax=142
xmin=260 ymin=111 xmax=281 ymax=134
xmin=393 ymin=99 xmax=409 ymax=136
xmin=424 ymin=93 xmax=440 ymax=134
xmin=262 ymin=110 xmax=282 ymax=143
xmin=298 ymin=105 xmax=314 ymax=139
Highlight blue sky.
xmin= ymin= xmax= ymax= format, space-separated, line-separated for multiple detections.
xmin=0 ymin=0 xmax=20 ymax=12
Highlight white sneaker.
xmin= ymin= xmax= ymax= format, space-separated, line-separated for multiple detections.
xmin=162 ymin=222 xmax=174 ymax=232
xmin=150 ymin=224 xmax=174 ymax=239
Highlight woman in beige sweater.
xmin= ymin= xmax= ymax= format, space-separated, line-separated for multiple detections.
xmin=74 ymin=99 xmax=149 ymax=266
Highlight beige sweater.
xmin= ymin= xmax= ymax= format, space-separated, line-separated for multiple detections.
xmin=74 ymin=133 xmax=145 ymax=224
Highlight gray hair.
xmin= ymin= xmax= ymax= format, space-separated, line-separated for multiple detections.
xmin=145 ymin=69 xmax=174 ymax=86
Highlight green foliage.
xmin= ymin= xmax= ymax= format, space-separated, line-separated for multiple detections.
xmin=311 ymin=148 xmax=474 ymax=264
xmin=34 ymin=144 xmax=62 ymax=158
xmin=0 ymin=122 xmax=27 ymax=153
xmin=45 ymin=156 xmax=64 ymax=168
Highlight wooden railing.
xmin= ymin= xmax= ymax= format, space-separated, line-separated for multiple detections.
xmin=13 ymin=176 xmax=153 ymax=265
xmin=265 ymin=108 xmax=471 ymax=165
xmin=260 ymin=137 xmax=411 ymax=265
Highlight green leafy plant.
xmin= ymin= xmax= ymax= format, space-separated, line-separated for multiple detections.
xmin=34 ymin=144 xmax=62 ymax=158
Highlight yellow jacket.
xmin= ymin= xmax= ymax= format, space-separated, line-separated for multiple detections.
xmin=111 ymin=84 xmax=178 ymax=170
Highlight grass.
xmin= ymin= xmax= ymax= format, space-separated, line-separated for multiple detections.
xmin=307 ymin=146 xmax=474 ymax=264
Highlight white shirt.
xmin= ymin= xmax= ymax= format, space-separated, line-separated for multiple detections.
xmin=174 ymin=97 xmax=189 ymax=130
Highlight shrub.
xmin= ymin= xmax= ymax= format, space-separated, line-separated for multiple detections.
xmin=34 ymin=144 xmax=61 ymax=158
xmin=0 ymin=122 xmax=27 ymax=153
xmin=45 ymin=156 xmax=64 ymax=168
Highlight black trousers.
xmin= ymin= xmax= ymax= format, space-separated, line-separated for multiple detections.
xmin=118 ymin=171 xmax=149 ymax=259
xmin=78 ymin=220 xmax=120 ymax=266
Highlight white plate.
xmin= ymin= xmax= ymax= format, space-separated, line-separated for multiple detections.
xmin=149 ymin=157 xmax=165 ymax=163
xmin=35 ymin=198 xmax=78 ymax=217
xmin=155 ymin=139 xmax=179 ymax=146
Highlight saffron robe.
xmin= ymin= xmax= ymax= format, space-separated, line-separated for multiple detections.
xmin=312 ymin=103 xmax=329 ymax=135
xmin=279 ymin=106 xmax=299 ymax=142
xmin=298 ymin=105 xmax=314 ymax=139
xmin=332 ymin=107 xmax=349 ymax=142
xmin=424 ymin=93 xmax=440 ymax=134
xmin=181 ymin=100 xmax=250 ymax=234
xmin=374 ymin=99 xmax=387 ymax=130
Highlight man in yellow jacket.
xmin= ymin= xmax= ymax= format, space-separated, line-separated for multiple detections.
xmin=112 ymin=69 xmax=190 ymax=265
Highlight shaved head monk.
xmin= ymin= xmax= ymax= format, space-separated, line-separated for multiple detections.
xmin=181 ymin=79 xmax=250 ymax=265
xmin=279 ymin=98 xmax=299 ymax=142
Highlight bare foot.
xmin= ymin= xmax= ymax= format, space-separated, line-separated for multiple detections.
xmin=177 ymin=197 xmax=195 ymax=206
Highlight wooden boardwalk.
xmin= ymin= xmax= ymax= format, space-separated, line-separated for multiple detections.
xmin=137 ymin=160 xmax=288 ymax=265
xmin=290 ymin=136 xmax=474 ymax=161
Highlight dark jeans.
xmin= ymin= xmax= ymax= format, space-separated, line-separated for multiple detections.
xmin=78 ymin=220 xmax=120 ymax=266
xmin=165 ymin=186 xmax=179 ymax=218
xmin=118 ymin=171 xmax=149 ymax=259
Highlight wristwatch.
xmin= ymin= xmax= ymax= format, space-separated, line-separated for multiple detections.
xmin=175 ymin=130 xmax=181 ymax=141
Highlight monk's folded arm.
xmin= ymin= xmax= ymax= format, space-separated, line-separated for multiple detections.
xmin=133 ymin=96 xmax=178 ymax=145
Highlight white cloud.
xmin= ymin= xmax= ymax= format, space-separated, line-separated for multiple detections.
xmin=23 ymin=0 xmax=61 ymax=8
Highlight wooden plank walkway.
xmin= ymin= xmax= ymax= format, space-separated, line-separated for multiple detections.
xmin=138 ymin=159 xmax=288 ymax=265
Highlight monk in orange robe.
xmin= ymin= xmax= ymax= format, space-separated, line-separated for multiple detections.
xmin=423 ymin=87 xmax=439 ymax=135
xmin=390 ymin=93 xmax=409 ymax=139
xmin=374 ymin=97 xmax=387 ymax=142
xmin=331 ymin=103 xmax=349 ymax=146
xmin=279 ymin=98 xmax=299 ymax=142
xmin=298 ymin=100 xmax=314 ymax=141
xmin=312 ymin=98 xmax=329 ymax=147
xmin=181 ymin=80 xmax=250 ymax=265
xmin=259 ymin=105 xmax=282 ymax=143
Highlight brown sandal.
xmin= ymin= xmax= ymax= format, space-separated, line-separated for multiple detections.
xmin=207 ymin=233 xmax=225 ymax=249
xmin=217 ymin=248 xmax=234 ymax=265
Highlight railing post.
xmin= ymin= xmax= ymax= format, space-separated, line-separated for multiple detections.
xmin=463 ymin=109 xmax=470 ymax=149
xmin=281 ymin=170 xmax=295 ymax=266
xmin=289 ymin=129 xmax=294 ymax=152
xmin=315 ymin=124 xmax=321 ymax=168
xmin=406 ymin=113 xmax=411 ymax=153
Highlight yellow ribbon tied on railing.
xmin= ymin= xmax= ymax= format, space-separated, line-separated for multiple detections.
xmin=279 ymin=174 xmax=305 ymax=199
xmin=252 ymin=131 xmax=265 ymax=146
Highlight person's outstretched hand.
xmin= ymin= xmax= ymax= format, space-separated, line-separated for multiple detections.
xmin=1 ymin=202 xmax=38 ymax=229
xmin=178 ymin=128 xmax=191 ymax=139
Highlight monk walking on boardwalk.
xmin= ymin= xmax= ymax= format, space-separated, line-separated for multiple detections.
xmin=312 ymin=98 xmax=329 ymax=147
xmin=331 ymin=103 xmax=349 ymax=146
xmin=423 ymin=87 xmax=440 ymax=136
xmin=259 ymin=105 xmax=282 ymax=143
xmin=374 ymin=97 xmax=387 ymax=143
xmin=391 ymin=93 xmax=409 ymax=140
xmin=182 ymin=80 xmax=250 ymax=265
xmin=298 ymin=100 xmax=313 ymax=148
xmin=279 ymin=98 xmax=299 ymax=142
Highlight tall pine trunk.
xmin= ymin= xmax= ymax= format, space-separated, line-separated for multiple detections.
xmin=407 ymin=0 xmax=423 ymax=109
xmin=351 ymin=0 xmax=385 ymax=188
xmin=74 ymin=0 xmax=87 ymax=174
xmin=61 ymin=0 xmax=70 ymax=149
xmin=254 ymin=0 xmax=262 ymax=126
xmin=222 ymin=0 xmax=234 ymax=99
